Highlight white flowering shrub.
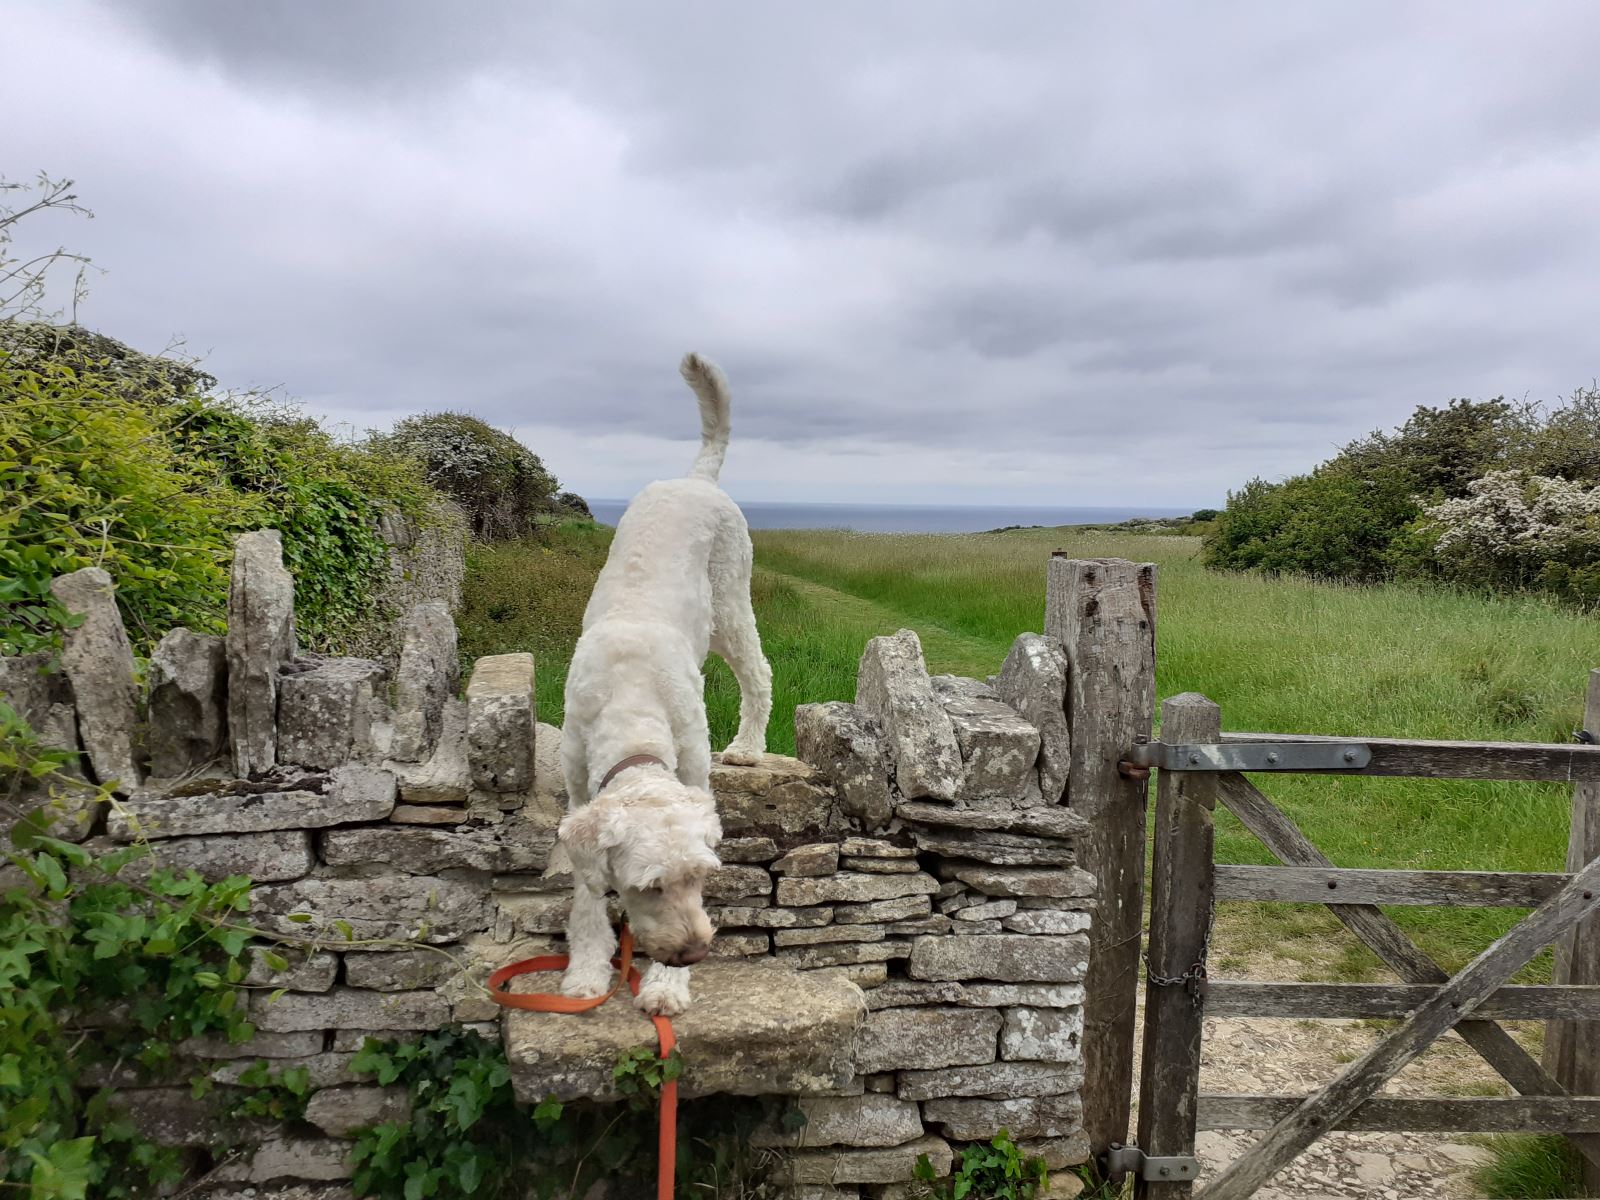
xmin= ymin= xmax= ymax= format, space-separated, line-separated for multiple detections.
xmin=1408 ymin=470 xmax=1600 ymax=604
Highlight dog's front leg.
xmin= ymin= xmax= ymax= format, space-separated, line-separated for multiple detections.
xmin=561 ymin=879 xmax=617 ymax=999
xmin=636 ymin=961 xmax=693 ymax=1017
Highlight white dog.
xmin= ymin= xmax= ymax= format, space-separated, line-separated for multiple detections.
xmin=556 ymin=353 xmax=772 ymax=1016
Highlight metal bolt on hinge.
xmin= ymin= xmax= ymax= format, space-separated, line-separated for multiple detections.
xmin=1102 ymin=1144 xmax=1200 ymax=1183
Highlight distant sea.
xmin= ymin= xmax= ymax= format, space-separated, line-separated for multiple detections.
xmin=587 ymin=499 xmax=1195 ymax=534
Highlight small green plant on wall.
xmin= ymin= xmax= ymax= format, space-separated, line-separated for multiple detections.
xmin=913 ymin=1131 xmax=1052 ymax=1200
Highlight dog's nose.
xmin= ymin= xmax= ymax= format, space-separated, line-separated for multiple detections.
xmin=671 ymin=942 xmax=709 ymax=967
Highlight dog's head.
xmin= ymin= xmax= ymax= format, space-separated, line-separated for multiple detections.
xmin=558 ymin=775 xmax=721 ymax=967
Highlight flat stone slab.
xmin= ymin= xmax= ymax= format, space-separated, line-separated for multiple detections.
xmin=251 ymin=874 xmax=490 ymax=943
xmin=856 ymin=1005 xmax=1001 ymax=1073
xmin=909 ymin=933 xmax=1090 ymax=983
xmin=504 ymin=961 xmax=864 ymax=1102
xmin=898 ymin=1059 xmax=1085 ymax=1101
xmin=750 ymin=1093 xmax=923 ymax=1148
xmin=85 ymin=830 xmax=313 ymax=883
xmin=942 ymin=864 xmax=1096 ymax=899
xmin=776 ymin=871 xmax=939 ymax=906
xmin=107 ymin=766 xmax=395 ymax=840
xmin=896 ymin=800 xmax=1088 ymax=840
xmin=789 ymin=1134 xmax=952 ymax=1187
xmin=320 ymin=825 xmax=500 ymax=874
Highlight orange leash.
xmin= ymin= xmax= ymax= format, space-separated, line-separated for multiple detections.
xmin=488 ymin=926 xmax=679 ymax=1200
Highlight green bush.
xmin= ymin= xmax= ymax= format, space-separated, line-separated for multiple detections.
xmin=0 ymin=321 xmax=434 ymax=654
xmin=1205 ymin=398 xmax=1539 ymax=583
xmin=375 ymin=411 xmax=574 ymax=540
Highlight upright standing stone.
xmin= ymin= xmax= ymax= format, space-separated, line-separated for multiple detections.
xmin=466 ymin=653 xmax=535 ymax=792
xmin=278 ymin=657 xmax=386 ymax=769
xmin=795 ymin=702 xmax=893 ymax=826
xmin=856 ymin=630 xmax=961 ymax=802
xmin=0 ymin=651 xmax=92 ymax=838
xmin=995 ymin=632 xmax=1071 ymax=803
xmin=388 ymin=602 xmax=459 ymax=762
xmin=228 ymin=531 xmax=296 ymax=777
xmin=1046 ymin=556 xmax=1156 ymax=1156
xmin=147 ymin=629 xmax=227 ymax=778
xmin=50 ymin=567 xmax=142 ymax=791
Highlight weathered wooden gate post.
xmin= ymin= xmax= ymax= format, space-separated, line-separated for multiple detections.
xmin=1547 ymin=667 xmax=1600 ymax=1191
xmin=1046 ymin=554 xmax=1158 ymax=1156
xmin=1136 ymin=693 xmax=1220 ymax=1199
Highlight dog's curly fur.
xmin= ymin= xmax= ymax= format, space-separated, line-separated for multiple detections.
xmin=556 ymin=353 xmax=771 ymax=1016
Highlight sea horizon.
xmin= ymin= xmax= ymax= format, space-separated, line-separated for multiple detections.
xmin=586 ymin=498 xmax=1199 ymax=534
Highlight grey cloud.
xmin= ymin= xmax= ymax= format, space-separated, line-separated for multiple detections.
xmin=7 ymin=0 xmax=1600 ymax=507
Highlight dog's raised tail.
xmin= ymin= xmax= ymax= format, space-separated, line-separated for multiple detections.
xmin=680 ymin=352 xmax=731 ymax=481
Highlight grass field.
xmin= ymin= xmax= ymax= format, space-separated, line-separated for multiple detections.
xmin=460 ymin=519 xmax=1600 ymax=976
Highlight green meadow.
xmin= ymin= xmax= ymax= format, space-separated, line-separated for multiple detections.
xmin=460 ymin=521 xmax=1600 ymax=976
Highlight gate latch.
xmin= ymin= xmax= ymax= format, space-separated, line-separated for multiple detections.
xmin=1103 ymin=1143 xmax=1200 ymax=1183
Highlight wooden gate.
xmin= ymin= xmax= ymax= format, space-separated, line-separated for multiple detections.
xmin=1124 ymin=675 xmax=1600 ymax=1199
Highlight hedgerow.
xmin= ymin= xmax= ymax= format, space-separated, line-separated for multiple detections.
xmin=0 ymin=321 xmax=435 ymax=654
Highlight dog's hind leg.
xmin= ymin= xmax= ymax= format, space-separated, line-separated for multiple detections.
xmin=636 ymin=961 xmax=693 ymax=1017
xmin=708 ymin=516 xmax=771 ymax=766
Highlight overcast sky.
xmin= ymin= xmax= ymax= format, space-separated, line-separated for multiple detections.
xmin=8 ymin=3 xmax=1600 ymax=508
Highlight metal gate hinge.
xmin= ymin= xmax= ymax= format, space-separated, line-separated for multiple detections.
xmin=1122 ymin=740 xmax=1371 ymax=772
xmin=1103 ymin=1143 xmax=1200 ymax=1183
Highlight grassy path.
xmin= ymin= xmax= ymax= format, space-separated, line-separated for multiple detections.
xmin=755 ymin=568 xmax=1001 ymax=676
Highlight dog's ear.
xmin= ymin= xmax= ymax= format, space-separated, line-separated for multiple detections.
xmin=559 ymin=801 xmax=623 ymax=870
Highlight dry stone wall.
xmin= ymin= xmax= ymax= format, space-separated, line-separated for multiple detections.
xmin=0 ymin=530 xmax=1094 ymax=1200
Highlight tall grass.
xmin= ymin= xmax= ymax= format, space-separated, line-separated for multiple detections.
xmin=462 ymin=521 xmax=1600 ymax=970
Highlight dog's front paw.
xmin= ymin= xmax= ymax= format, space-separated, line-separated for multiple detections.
xmin=561 ymin=962 xmax=614 ymax=1000
xmin=635 ymin=966 xmax=692 ymax=1017
xmin=719 ymin=742 xmax=763 ymax=767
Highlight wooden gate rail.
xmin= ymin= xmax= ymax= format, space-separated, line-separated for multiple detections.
xmin=1206 ymin=981 xmax=1600 ymax=1021
xmin=1213 ymin=864 xmax=1571 ymax=907
xmin=1198 ymin=1095 xmax=1600 ymax=1132
xmin=1126 ymin=684 xmax=1600 ymax=1200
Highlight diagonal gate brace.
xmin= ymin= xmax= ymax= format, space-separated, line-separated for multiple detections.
xmin=1198 ymin=850 xmax=1600 ymax=1200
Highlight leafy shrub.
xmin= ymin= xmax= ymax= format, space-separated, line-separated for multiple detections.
xmin=1 ymin=732 xmax=260 ymax=1200
xmin=0 ymin=321 xmax=435 ymax=654
xmin=1202 ymin=464 xmax=1420 ymax=582
xmin=376 ymin=412 xmax=579 ymax=541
